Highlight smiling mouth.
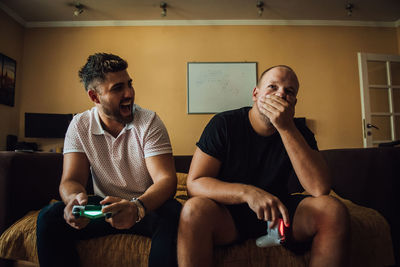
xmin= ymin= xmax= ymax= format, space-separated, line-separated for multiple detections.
xmin=120 ymin=102 xmax=132 ymax=113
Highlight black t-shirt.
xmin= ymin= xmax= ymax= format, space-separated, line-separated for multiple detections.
xmin=196 ymin=107 xmax=318 ymax=202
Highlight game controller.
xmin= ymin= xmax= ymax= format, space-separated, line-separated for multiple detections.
xmin=72 ymin=205 xmax=112 ymax=219
xmin=256 ymin=218 xmax=286 ymax=248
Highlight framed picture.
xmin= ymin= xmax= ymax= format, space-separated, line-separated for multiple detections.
xmin=0 ymin=53 xmax=17 ymax=107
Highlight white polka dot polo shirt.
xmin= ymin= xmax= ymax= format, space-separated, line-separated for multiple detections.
xmin=63 ymin=105 xmax=172 ymax=199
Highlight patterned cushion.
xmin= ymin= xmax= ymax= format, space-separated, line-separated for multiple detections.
xmin=175 ymin=172 xmax=188 ymax=204
xmin=0 ymin=176 xmax=395 ymax=267
xmin=176 ymin=172 xmax=187 ymax=186
xmin=0 ymin=210 xmax=39 ymax=263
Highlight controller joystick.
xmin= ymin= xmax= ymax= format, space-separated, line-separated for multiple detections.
xmin=256 ymin=219 xmax=286 ymax=247
xmin=72 ymin=205 xmax=112 ymax=219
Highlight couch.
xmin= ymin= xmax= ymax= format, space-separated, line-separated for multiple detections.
xmin=0 ymin=148 xmax=399 ymax=267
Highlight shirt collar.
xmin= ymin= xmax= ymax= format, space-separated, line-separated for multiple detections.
xmin=91 ymin=105 xmax=136 ymax=135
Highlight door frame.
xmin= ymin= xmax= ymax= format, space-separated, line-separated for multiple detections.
xmin=358 ymin=52 xmax=400 ymax=147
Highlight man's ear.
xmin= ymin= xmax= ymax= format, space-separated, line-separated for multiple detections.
xmin=88 ymin=89 xmax=100 ymax=104
xmin=252 ymin=87 xmax=259 ymax=102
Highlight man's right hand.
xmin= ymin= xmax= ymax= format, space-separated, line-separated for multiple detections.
xmin=63 ymin=192 xmax=90 ymax=229
xmin=244 ymin=186 xmax=290 ymax=229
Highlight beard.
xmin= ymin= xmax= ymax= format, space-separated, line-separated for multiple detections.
xmin=100 ymin=99 xmax=134 ymax=124
xmin=256 ymin=100 xmax=272 ymax=125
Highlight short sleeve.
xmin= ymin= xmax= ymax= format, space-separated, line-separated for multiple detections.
xmin=302 ymin=127 xmax=318 ymax=151
xmin=63 ymin=116 xmax=85 ymax=154
xmin=295 ymin=119 xmax=318 ymax=151
xmin=196 ymin=114 xmax=227 ymax=161
xmin=143 ymin=114 xmax=172 ymax=158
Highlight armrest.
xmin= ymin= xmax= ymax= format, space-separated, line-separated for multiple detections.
xmin=321 ymin=148 xmax=398 ymax=222
xmin=321 ymin=147 xmax=400 ymax=265
xmin=0 ymin=152 xmax=63 ymax=234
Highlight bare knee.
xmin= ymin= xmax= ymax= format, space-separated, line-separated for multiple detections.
xmin=312 ymin=195 xmax=350 ymax=233
xmin=179 ymin=197 xmax=237 ymax=244
xmin=180 ymin=197 xmax=218 ymax=228
xmin=317 ymin=195 xmax=349 ymax=220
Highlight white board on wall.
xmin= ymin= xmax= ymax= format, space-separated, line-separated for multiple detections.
xmin=187 ymin=62 xmax=257 ymax=114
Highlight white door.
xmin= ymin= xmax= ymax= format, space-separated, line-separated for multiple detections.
xmin=358 ymin=53 xmax=400 ymax=147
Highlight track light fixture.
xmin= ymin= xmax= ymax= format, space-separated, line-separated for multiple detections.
xmin=345 ymin=3 xmax=354 ymax=16
xmin=160 ymin=2 xmax=167 ymax=17
xmin=73 ymin=2 xmax=84 ymax=16
xmin=256 ymin=1 xmax=264 ymax=17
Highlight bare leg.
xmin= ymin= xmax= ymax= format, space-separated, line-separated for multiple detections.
xmin=292 ymin=195 xmax=351 ymax=267
xmin=178 ymin=197 xmax=238 ymax=267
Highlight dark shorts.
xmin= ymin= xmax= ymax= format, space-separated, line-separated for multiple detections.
xmin=226 ymin=193 xmax=312 ymax=254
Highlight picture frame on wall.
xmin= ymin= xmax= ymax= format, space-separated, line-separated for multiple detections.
xmin=0 ymin=53 xmax=17 ymax=107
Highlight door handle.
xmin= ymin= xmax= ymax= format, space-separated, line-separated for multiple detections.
xmin=366 ymin=123 xmax=379 ymax=130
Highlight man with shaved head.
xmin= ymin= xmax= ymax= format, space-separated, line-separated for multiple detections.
xmin=178 ymin=65 xmax=350 ymax=267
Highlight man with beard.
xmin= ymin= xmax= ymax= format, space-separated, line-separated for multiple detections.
xmin=178 ymin=65 xmax=350 ymax=267
xmin=36 ymin=53 xmax=181 ymax=267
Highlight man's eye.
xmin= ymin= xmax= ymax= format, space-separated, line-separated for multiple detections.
xmin=112 ymin=86 xmax=123 ymax=92
xmin=268 ymin=85 xmax=277 ymax=89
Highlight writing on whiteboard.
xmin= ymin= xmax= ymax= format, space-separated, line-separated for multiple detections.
xmin=188 ymin=62 xmax=257 ymax=113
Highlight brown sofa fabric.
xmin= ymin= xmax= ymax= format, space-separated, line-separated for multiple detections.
xmin=0 ymin=149 xmax=399 ymax=266
xmin=0 ymin=186 xmax=395 ymax=267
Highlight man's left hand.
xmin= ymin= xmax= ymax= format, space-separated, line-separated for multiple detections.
xmin=101 ymin=196 xmax=138 ymax=229
xmin=258 ymin=94 xmax=296 ymax=131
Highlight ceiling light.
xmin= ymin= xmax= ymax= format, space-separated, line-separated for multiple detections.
xmin=73 ymin=2 xmax=84 ymax=16
xmin=345 ymin=3 xmax=354 ymax=16
xmin=256 ymin=1 xmax=264 ymax=17
xmin=160 ymin=2 xmax=167 ymax=17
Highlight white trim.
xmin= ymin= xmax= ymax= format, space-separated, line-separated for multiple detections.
xmin=358 ymin=52 xmax=371 ymax=147
xmin=359 ymin=52 xmax=400 ymax=147
xmin=364 ymin=53 xmax=400 ymax=61
xmin=368 ymin=85 xmax=389 ymax=89
xmin=144 ymin=150 xmax=173 ymax=158
xmin=369 ymin=85 xmax=400 ymax=89
xmin=0 ymin=0 xmax=398 ymax=29
xmin=371 ymin=112 xmax=394 ymax=116
xmin=25 ymin=19 xmax=398 ymax=28
xmin=0 ymin=2 xmax=26 ymax=27
xmin=386 ymin=61 xmax=396 ymax=140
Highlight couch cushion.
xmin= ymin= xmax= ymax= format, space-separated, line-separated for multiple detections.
xmin=0 ymin=209 xmax=151 ymax=267
xmin=177 ymin=172 xmax=187 ymax=186
xmin=0 ymin=210 xmax=39 ymax=263
xmin=328 ymin=191 xmax=394 ymax=266
xmin=0 ymin=189 xmax=394 ymax=267
xmin=175 ymin=172 xmax=189 ymax=204
xmin=0 ymin=173 xmax=188 ymax=265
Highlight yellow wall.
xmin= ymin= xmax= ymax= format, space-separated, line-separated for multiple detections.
xmin=0 ymin=9 xmax=24 ymax=150
xmin=14 ymin=24 xmax=399 ymax=154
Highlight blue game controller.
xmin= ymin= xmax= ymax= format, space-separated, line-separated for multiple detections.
xmin=72 ymin=205 xmax=112 ymax=219
xmin=256 ymin=218 xmax=286 ymax=247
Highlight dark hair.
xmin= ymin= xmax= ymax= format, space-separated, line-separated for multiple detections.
xmin=78 ymin=53 xmax=128 ymax=91
xmin=257 ymin=65 xmax=299 ymax=90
